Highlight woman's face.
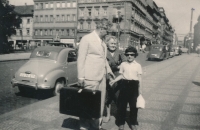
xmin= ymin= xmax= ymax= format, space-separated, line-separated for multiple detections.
xmin=107 ymin=38 xmax=117 ymax=51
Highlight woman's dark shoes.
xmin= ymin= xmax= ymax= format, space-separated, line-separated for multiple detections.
xmin=118 ymin=125 xmax=124 ymax=130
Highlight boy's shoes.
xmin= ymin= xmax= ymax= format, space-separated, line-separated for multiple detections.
xmin=103 ymin=116 xmax=110 ymax=123
xmin=131 ymin=125 xmax=137 ymax=130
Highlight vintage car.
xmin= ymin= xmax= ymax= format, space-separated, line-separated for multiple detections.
xmin=179 ymin=45 xmax=188 ymax=53
xmin=11 ymin=46 xmax=77 ymax=95
xmin=168 ymin=45 xmax=175 ymax=58
xmin=172 ymin=45 xmax=182 ymax=55
xmin=147 ymin=44 xmax=169 ymax=61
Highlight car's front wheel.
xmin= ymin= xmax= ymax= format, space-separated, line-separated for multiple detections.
xmin=53 ymin=79 xmax=65 ymax=96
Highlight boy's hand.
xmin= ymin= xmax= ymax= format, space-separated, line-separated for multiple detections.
xmin=109 ymin=80 xmax=115 ymax=86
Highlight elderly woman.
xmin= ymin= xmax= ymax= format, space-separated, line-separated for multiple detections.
xmin=104 ymin=35 xmax=126 ymax=122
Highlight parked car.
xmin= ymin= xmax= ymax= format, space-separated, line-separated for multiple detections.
xmin=168 ymin=45 xmax=175 ymax=58
xmin=147 ymin=44 xmax=169 ymax=61
xmin=171 ymin=45 xmax=180 ymax=55
xmin=11 ymin=46 xmax=77 ymax=95
xmin=179 ymin=46 xmax=188 ymax=53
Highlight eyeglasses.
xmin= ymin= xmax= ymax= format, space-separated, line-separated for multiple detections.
xmin=125 ymin=54 xmax=135 ymax=56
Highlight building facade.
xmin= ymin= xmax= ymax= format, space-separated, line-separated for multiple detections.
xmin=8 ymin=5 xmax=34 ymax=50
xmin=77 ymin=0 xmax=174 ymax=50
xmin=194 ymin=15 xmax=200 ymax=49
xmin=33 ymin=0 xmax=77 ymax=46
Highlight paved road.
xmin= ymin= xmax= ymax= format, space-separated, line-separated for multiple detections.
xmin=0 ymin=53 xmax=199 ymax=130
xmin=0 ymin=52 xmax=158 ymax=115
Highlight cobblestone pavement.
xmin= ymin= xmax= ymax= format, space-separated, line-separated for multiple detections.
xmin=0 ymin=54 xmax=200 ymax=130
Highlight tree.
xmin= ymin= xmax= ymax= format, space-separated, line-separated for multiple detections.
xmin=0 ymin=0 xmax=21 ymax=53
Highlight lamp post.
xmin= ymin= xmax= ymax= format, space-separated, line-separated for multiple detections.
xmin=117 ymin=11 xmax=121 ymax=43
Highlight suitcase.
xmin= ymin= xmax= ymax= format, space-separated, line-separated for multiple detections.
xmin=59 ymin=83 xmax=101 ymax=119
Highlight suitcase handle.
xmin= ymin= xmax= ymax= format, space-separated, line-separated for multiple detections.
xmin=68 ymin=82 xmax=99 ymax=94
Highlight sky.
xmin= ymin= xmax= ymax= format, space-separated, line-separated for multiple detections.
xmin=9 ymin=0 xmax=200 ymax=40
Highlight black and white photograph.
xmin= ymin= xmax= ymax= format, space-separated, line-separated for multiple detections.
xmin=0 ymin=0 xmax=200 ymax=129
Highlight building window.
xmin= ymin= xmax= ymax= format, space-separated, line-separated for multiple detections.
xmin=57 ymin=2 xmax=60 ymax=8
xmin=67 ymin=15 xmax=70 ymax=21
xmin=45 ymin=3 xmax=48 ymax=9
xmin=72 ymin=2 xmax=76 ymax=7
xmin=80 ymin=9 xmax=84 ymax=16
xmin=62 ymin=2 xmax=65 ymax=8
xmin=40 ymin=3 xmax=43 ymax=9
xmin=35 ymin=16 xmax=38 ymax=22
xmin=56 ymin=29 xmax=59 ymax=35
xmin=27 ymin=19 xmax=30 ymax=24
xmin=45 ymin=15 xmax=48 ymax=22
xmin=62 ymin=15 xmax=65 ymax=21
xmin=50 ymin=15 xmax=53 ymax=22
xmin=103 ymin=8 xmax=107 ymax=15
xmin=45 ymin=30 xmax=48 ymax=35
xmin=73 ymin=14 xmax=76 ymax=21
xmin=88 ymin=8 xmax=91 ymax=16
xmin=40 ymin=15 xmax=43 ymax=22
xmin=50 ymin=3 xmax=53 ymax=8
xmin=71 ymin=29 xmax=75 ymax=36
xmin=26 ymin=28 xmax=30 ymax=35
xmin=67 ymin=2 xmax=70 ymax=7
xmin=40 ymin=30 xmax=43 ymax=35
xmin=80 ymin=22 xmax=83 ymax=29
xmin=50 ymin=29 xmax=53 ymax=35
xmin=19 ymin=30 xmax=22 ymax=35
xmin=61 ymin=29 xmax=64 ymax=35
xmin=88 ymin=22 xmax=91 ymax=29
xmin=35 ymin=30 xmax=38 ymax=35
xmin=66 ymin=29 xmax=69 ymax=36
xmin=35 ymin=3 xmax=38 ymax=9
xmin=56 ymin=15 xmax=59 ymax=21
xmin=95 ymin=8 xmax=99 ymax=16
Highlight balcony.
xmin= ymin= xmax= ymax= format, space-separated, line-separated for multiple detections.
xmin=164 ymin=29 xmax=173 ymax=36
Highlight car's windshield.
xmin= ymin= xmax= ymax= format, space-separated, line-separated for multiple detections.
xmin=30 ymin=50 xmax=58 ymax=60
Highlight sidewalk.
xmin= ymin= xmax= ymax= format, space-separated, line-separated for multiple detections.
xmin=0 ymin=53 xmax=31 ymax=62
xmin=0 ymin=54 xmax=200 ymax=130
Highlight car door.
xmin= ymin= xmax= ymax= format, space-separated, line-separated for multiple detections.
xmin=66 ymin=50 xmax=78 ymax=84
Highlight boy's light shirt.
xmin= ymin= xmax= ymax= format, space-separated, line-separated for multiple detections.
xmin=119 ymin=60 xmax=142 ymax=80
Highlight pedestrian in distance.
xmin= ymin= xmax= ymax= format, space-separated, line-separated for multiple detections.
xmin=196 ymin=44 xmax=200 ymax=57
xmin=77 ymin=20 xmax=115 ymax=130
xmin=104 ymin=35 xmax=126 ymax=123
xmin=110 ymin=46 xmax=143 ymax=130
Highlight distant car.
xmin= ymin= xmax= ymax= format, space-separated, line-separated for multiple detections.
xmin=171 ymin=45 xmax=180 ymax=56
xmin=11 ymin=46 xmax=77 ymax=95
xmin=147 ymin=44 xmax=169 ymax=61
xmin=179 ymin=46 xmax=188 ymax=53
xmin=168 ymin=45 xmax=175 ymax=58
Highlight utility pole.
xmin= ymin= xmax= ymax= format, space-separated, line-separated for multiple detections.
xmin=190 ymin=8 xmax=195 ymax=34
xmin=188 ymin=8 xmax=195 ymax=54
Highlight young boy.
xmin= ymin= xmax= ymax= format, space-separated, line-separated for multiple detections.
xmin=110 ymin=46 xmax=143 ymax=130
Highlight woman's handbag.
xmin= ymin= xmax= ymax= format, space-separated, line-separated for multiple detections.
xmin=136 ymin=94 xmax=145 ymax=109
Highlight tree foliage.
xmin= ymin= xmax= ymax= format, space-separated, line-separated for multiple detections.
xmin=0 ymin=0 xmax=21 ymax=53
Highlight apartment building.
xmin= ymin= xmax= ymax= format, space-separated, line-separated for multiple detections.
xmin=8 ymin=5 xmax=34 ymax=49
xmin=77 ymin=0 xmax=163 ymax=49
xmin=33 ymin=0 xmax=77 ymax=46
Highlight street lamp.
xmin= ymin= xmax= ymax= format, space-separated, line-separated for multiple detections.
xmin=117 ymin=11 xmax=121 ymax=43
